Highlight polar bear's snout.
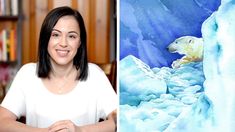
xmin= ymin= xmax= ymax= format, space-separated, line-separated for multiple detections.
xmin=167 ymin=44 xmax=178 ymax=53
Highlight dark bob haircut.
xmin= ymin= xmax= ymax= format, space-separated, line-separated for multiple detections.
xmin=37 ymin=6 xmax=88 ymax=81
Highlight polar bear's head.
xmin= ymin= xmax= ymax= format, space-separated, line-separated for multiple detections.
xmin=167 ymin=36 xmax=203 ymax=57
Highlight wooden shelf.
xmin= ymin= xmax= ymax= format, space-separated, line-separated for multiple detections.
xmin=0 ymin=16 xmax=18 ymax=21
xmin=0 ymin=0 xmax=22 ymax=101
xmin=0 ymin=61 xmax=18 ymax=65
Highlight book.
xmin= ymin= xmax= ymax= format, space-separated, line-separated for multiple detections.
xmin=2 ymin=29 xmax=7 ymax=61
xmin=11 ymin=0 xmax=18 ymax=16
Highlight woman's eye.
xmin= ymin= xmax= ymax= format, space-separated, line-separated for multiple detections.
xmin=69 ymin=35 xmax=76 ymax=39
xmin=51 ymin=33 xmax=59 ymax=37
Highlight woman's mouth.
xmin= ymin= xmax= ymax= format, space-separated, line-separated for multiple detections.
xmin=56 ymin=49 xmax=69 ymax=57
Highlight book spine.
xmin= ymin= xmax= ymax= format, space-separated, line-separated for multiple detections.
xmin=10 ymin=29 xmax=16 ymax=61
xmin=0 ymin=31 xmax=2 ymax=61
xmin=11 ymin=0 xmax=18 ymax=16
xmin=2 ymin=29 xmax=7 ymax=61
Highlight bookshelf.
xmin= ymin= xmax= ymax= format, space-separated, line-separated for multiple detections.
xmin=0 ymin=0 xmax=22 ymax=102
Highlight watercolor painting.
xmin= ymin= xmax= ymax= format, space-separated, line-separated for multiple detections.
xmin=120 ymin=0 xmax=235 ymax=131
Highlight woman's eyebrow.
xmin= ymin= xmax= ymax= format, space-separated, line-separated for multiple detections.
xmin=52 ymin=29 xmax=61 ymax=33
xmin=68 ymin=31 xmax=79 ymax=35
xmin=52 ymin=29 xmax=79 ymax=35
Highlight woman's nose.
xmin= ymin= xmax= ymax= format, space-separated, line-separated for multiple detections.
xmin=59 ymin=36 xmax=68 ymax=47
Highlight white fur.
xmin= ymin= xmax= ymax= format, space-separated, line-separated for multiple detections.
xmin=167 ymin=36 xmax=203 ymax=68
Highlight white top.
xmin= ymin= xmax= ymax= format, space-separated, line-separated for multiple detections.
xmin=1 ymin=63 xmax=117 ymax=128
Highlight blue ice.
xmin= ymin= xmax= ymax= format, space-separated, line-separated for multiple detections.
xmin=120 ymin=55 xmax=205 ymax=131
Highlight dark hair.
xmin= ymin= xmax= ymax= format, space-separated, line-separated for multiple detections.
xmin=37 ymin=6 xmax=88 ymax=81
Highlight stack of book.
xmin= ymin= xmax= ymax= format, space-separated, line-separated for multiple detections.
xmin=0 ymin=0 xmax=18 ymax=16
xmin=0 ymin=28 xmax=17 ymax=62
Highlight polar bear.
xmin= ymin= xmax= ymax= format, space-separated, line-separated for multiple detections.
xmin=167 ymin=36 xmax=203 ymax=68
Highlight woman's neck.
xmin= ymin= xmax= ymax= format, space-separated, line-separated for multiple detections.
xmin=42 ymin=61 xmax=78 ymax=94
xmin=50 ymin=62 xmax=76 ymax=79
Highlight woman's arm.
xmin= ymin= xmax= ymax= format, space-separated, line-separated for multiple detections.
xmin=49 ymin=110 xmax=117 ymax=132
xmin=81 ymin=110 xmax=117 ymax=132
xmin=0 ymin=106 xmax=48 ymax=132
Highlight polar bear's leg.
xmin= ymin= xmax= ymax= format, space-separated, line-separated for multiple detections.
xmin=171 ymin=56 xmax=191 ymax=68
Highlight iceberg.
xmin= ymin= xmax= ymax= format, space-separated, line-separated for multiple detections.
xmin=202 ymin=0 xmax=235 ymax=130
xmin=120 ymin=55 xmax=167 ymax=106
xmin=119 ymin=55 xmax=205 ymax=131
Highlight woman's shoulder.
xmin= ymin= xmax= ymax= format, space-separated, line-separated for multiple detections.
xmin=88 ymin=63 xmax=104 ymax=75
xmin=88 ymin=63 xmax=103 ymax=73
xmin=18 ymin=62 xmax=37 ymax=74
xmin=20 ymin=62 xmax=37 ymax=70
xmin=11 ymin=63 xmax=38 ymax=83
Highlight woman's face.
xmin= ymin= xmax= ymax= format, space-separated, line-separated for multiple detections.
xmin=48 ymin=15 xmax=80 ymax=66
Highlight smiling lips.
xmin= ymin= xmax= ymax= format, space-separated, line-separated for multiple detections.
xmin=56 ymin=49 xmax=69 ymax=57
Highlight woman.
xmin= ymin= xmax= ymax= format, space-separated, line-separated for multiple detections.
xmin=0 ymin=6 xmax=117 ymax=132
